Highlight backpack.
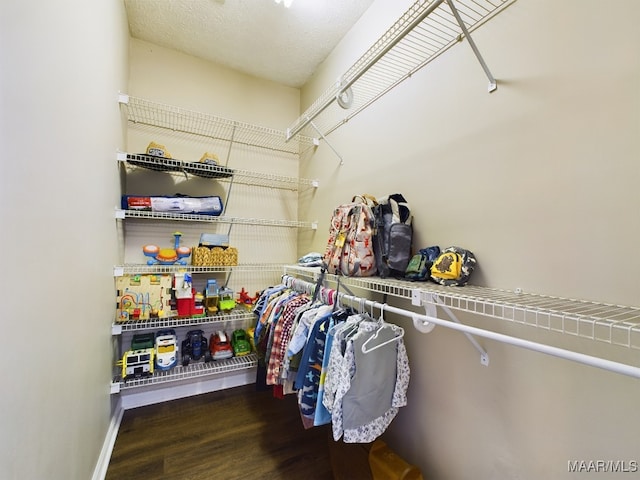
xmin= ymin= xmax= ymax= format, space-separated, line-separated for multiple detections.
xmin=372 ymin=194 xmax=413 ymax=278
xmin=405 ymin=246 xmax=440 ymax=281
xmin=430 ymin=246 xmax=477 ymax=286
xmin=322 ymin=195 xmax=377 ymax=277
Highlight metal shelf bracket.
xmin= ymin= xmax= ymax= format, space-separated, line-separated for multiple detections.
xmin=413 ymin=291 xmax=490 ymax=366
xmin=309 ymin=120 xmax=344 ymax=165
xmin=445 ymin=0 xmax=497 ymax=93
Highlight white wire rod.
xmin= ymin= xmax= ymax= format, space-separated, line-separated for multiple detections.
xmin=287 ymin=277 xmax=640 ymax=379
xmin=287 ymin=0 xmax=514 ymax=140
xmin=113 ymin=310 xmax=254 ymax=332
xmin=286 ymin=0 xmax=445 ymax=140
xmin=116 ymin=354 xmax=258 ymax=390
xmin=115 ymin=263 xmax=288 ymax=276
xmin=281 ymin=266 xmax=640 ymax=350
xmin=445 ymin=0 xmax=496 ymax=91
xmin=423 ymin=292 xmax=640 ymax=349
xmin=121 ymin=95 xmax=315 ymax=155
xmin=409 ymin=306 xmax=640 ymax=380
xmin=116 ymin=209 xmax=315 ymax=229
xmin=434 ymin=299 xmax=489 ymax=365
xmin=120 ymin=153 xmax=318 ymax=191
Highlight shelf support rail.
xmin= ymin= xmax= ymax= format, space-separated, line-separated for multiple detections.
xmin=286 ymin=0 xmax=502 ymax=141
xmin=415 ymin=292 xmax=489 ymax=366
xmin=285 ymin=275 xmax=640 ymax=380
xmin=286 ymin=0 xmax=445 ymax=141
xmin=445 ymin=0 xmax=497 ymax=92
xmin=308 ymin=120 xmax=344 ymax=165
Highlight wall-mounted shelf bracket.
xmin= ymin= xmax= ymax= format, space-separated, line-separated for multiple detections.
xmin=445 ymin=0 xmax=497 ymax=93
xmin=309 ymin=120 xmax=344 ymax=165
xmin=286 ymin=0 xmax=512 ymax=140
xmin=413 ymin=291 xmax=489 ymax=366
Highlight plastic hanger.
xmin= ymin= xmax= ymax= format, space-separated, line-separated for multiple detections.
xmin=361 ymin=304 xmax=404 ymax=354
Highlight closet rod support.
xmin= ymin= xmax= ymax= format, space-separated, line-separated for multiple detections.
xmin=288 ymin=275 xmax=640 ymax=379
xmin=446 ymin=0 xmax=497 ymax=92
xmin=438 ymin=301 xmax=490 ymax=366
xmin=417 ymin=293 xmax=489 ymax=366
xmin=286 ymin=0 xmax=446 ymax=140
xmin=309 ymin=120 xmax=344 ymax=165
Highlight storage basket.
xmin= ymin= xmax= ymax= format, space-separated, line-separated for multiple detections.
xmin=191 ymin=245 xmax=238 ymax=266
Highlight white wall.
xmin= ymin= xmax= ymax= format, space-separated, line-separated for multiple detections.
xmin=124 ymin=39 xmax=303 ymax=297
xmin=0 ymin=2 xmax=128 ymax=479
xmin=299 ymin=0 xmax=640 ymax=478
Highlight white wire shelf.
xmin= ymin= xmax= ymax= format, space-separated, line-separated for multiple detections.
xmin=112 ymin=309 xmax=255 ymax=333
xmin=112 ymin=353 xmax=258 ymax=391
xmin=120 ymin=94 xmax=316 ymax=156
xmin=114 ymin=263 xmax=289 ymax=276
xmin=287 ymin=0 xmax=515 ymax=140
xmin=119 ymin=152 xmax=319 ymax=191
xmin=283 ymin=265 xmax=640 ymax=351
xmin=115 ymin=209 xmax=317 ymax=229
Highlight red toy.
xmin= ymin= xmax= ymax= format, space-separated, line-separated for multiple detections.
xmin=210 ymin=331 xmax=233 ymax=360
xmin=236 ymin=288 xmax=259 ymax=309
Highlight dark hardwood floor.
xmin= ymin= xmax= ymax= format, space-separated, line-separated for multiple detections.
xmin=106 ymin=383 xmax=336 ymax=480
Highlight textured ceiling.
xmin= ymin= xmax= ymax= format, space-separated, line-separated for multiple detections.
xmin=124 ymin=0 xmax=374 ymax=88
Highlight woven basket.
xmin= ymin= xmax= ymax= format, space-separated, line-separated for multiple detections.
xmin=191 ymin=246 xmax=238 ymax=266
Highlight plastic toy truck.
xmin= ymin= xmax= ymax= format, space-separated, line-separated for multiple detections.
xmin=210 ymin=331 xmax=234 ymax=360
xmin=154 ymin=329 xmax=178 ymax=371
xmin=231 ymin=329 xmax=252 ymax=357
xmin=218 ymin=287 xmax=236 ymax=312
xmin=131 ymin=332 xmax=155 ymax=350
xmin=181 ymin=329 xmax=212 ymax=366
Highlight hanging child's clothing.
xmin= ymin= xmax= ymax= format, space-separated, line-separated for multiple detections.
xmin=254 ymin=278 xmax=410 ymax=443
xmin=323 ymin=317 xmax=410 ymax=443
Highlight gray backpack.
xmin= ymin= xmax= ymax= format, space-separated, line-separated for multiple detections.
xmin=372 ymin=194 xmax=413 ymax=278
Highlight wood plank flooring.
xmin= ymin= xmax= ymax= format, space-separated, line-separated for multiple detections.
xmin=106 ymin=384 xmax=335 ymax=480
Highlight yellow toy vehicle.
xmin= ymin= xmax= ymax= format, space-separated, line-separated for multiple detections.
xmin=119 ymin=348 xmax=155 ymax=380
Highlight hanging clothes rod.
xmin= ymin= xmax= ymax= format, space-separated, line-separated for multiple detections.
xmin=282 ymin=275 xmax=640 ymax=380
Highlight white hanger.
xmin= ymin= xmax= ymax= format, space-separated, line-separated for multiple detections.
xmin=361 ymin=304 xmax=404 ymax=354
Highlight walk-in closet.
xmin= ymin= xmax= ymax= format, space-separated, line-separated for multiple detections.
xmin=3 ymin=0 xmax=640 ymax=479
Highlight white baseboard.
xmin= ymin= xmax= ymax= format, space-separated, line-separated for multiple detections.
xmin=91 ymin=398 xmax=124 ymax=480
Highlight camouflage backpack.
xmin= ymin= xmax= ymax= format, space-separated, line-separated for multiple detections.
xmin=430 ymin=246 xmax=477 ymax=286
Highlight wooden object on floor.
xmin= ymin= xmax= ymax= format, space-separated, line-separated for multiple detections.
xmin=106 ymin=384 xmax=333 ymax=480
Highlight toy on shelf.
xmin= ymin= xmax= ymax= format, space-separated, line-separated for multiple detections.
xmin=116 ymin=274 xmax=172 ymax=321
xmin=131 ymin=332 xmax=155 ymax=350
xmin=210 ymin=331 xmax=234 ymax=360
xmin=246 ymin=327 xmax=256 ymax=353
xmin=181 ymin=329 xmax=212 ymax=366
xmin=143 ymin=232 xmax=191 ymax=266
xmin=155 ymin=329 xmax=178 ymax=371
xmin=218 ymin=287 xmax=236 ymax=312
xmin=236 ymin=288 xmax=259 ymax=310
xmin=231 ymin=329 xmax=252 ymax=357
xmin=204 ymin=279 xmax=219 ymax=314
xmin=173 ymin=272 xmax=204 ymax=318
xmin=118 ymin=348 xmax=155 ymax=381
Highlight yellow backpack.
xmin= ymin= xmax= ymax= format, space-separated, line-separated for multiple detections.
xmin=430 ymin=246 xmax=476 ymax=286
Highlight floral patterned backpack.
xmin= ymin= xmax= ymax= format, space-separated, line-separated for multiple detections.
xmin=323 ymin=195 xmax=377 ymax=277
